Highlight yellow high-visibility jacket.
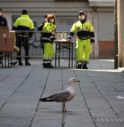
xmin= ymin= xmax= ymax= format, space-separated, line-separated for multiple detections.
xmin=14 ymin=14 xmax=34 ymax=30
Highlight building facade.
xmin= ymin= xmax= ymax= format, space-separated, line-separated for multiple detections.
xmin=0 ymin=0 xmax=114 ymax=58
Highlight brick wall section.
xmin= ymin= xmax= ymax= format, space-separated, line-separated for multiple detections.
xmin=99 ymin=41 xmax=114 ymax=58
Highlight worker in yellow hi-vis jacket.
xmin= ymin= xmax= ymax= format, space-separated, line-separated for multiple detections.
xmin=13 ymin=9 xmax=34 ymax=66
xmin=68 ymin=11 xmax=95 ymax=69
xmin=41 ymin=14 xmax=56 ymax=68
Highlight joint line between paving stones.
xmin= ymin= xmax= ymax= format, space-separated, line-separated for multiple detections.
xmin=0 ymin=68 xmax=17 ymax=81
xmin=61 ymin=69 xmax=64 ymax=90
xmin=92 ymin=80 xmax=120 ymax=118
xmin=61 ymin=69 xmax=66 ymax=127
xmin=28 ymin=69 xmax=51 ymax=127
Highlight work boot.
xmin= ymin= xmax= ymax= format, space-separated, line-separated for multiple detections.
xmin=25 ymin=61 xmax=31 ymax=66
xmin=43 ymin=63 xmax=49 ymax=68
xmin=47 ymin=63 xmax=54 ymax=68
xmin=18 ymin=61 xmax=23 ymax=66
xmin=76 ymin=62 xmax=82 ymax=69
xmin=82 ymin=63 xmax=88 ymax=69
xmin=43 ymin=63 xmax=54 ymax=68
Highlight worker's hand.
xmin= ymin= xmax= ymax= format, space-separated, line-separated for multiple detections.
xmin=67 ymin=35 xmax=72 ymax=42
xmin=91 ymin=39 xmax=95 ymax=43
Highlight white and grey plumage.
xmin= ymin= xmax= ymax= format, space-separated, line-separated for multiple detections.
xmin=39 ymin=78 xmax=80 ymax=112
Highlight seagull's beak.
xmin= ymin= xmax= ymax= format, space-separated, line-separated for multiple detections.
xmin=75 ymin=79 xmax=80 ymax=83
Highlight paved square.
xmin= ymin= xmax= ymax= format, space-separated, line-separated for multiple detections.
xmin=0 ymin=59 xmax=124 ymax=127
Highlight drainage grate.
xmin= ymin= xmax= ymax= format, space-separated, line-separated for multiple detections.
xmin=94 ymin=117 xmax=124 ymax=123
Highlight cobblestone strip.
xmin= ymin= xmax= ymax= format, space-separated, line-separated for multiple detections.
xmin=74 ymin=70 xmax=97 ymax=127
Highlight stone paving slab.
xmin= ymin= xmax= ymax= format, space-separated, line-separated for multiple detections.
xmin=0 ymin=59 xmax=124 ymax=127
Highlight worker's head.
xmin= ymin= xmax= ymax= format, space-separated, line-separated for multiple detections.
xmin=21 ymin=9 xmax=28 ymax=15
xmin=0 ymin=8 xmax=3 ymax=16
xmin=47 ymin=14 xmax=56 ymax=23
xmin=78 ymin=10 xmax=87 ymax=23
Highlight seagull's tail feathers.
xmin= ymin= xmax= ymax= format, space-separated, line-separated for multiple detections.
xmin=39 ymin=97 xmax=55 ymax=102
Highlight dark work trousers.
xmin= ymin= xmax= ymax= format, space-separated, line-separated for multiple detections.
xmin=16 ymin=34 xmax=30 ymax=62
xmin=0 ymin=52 xmax=2 ymax=63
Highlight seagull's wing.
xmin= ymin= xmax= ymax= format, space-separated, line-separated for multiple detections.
xmin=40 ymin=90 xmax=71 ymax=102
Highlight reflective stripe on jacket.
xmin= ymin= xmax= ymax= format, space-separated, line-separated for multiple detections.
xmin=70 ymin=20 xmax=94 ymax=40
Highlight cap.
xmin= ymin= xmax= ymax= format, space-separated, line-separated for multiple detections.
xmin=22 ymin=9 xmax=28 ymax=14
xmin=79 ymin=11 xmax=87 ymax=16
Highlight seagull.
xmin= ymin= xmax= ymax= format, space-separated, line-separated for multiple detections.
xmin=39 ymin=78 xmax=80 ymax=112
